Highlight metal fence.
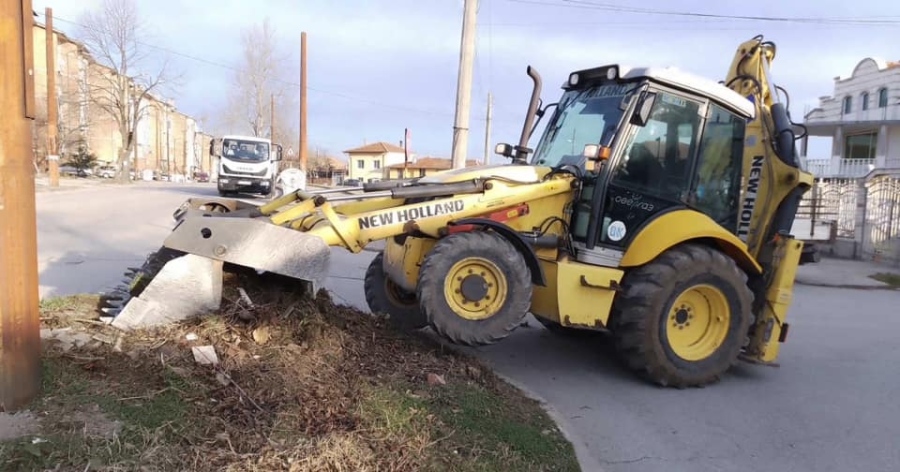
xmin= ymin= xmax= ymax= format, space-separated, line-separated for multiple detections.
xmin=862 ymin=174 xmax=900 ymax=262
xmin=798 ymin=177 xmax=860 ymax=238
xmin=799 ymin=170 xmax=900 ymax=265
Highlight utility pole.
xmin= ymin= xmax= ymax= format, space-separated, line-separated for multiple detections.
xmin=299 ymin=31 xmax=308 ymax=171
xmin=1 ymin=0 xmax=42 ymax=411
xmin=483 ymin=92 xmax=492 ymax=165
xmin=270 ymin=93 xmax=275 ymax=143
xmin=45 ymin=7 xmax=59 ymax=187
xmin=451 ymin=0 xmax=478 ymax=169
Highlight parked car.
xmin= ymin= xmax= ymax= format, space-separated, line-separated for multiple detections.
xmin=96 ymin=164 xmax=117 ymax=178
xmin=342 ymin=178 xmax=361 ymax=187
xmin=192 ymin=171 xmax=210 ymax=183
xmin=59 ymin=165 xmax=92 ymax=177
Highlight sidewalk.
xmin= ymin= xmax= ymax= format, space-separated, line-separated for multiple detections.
xmin=796 ymin=256 xmax=900 ymax=289
xmin=33 ymin=176 xmax=117 ymax=193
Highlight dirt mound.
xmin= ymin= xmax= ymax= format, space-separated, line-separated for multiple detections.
xmin=3 ymin=272 xmax=579 ymax=471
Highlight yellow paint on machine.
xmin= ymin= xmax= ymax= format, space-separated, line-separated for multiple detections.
xmin=531 ymin=256 xmax=624 ymax=329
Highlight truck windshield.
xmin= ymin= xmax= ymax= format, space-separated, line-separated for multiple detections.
xmin=531 ymin=83 xmax=635 ymax=168
xmin=222 ymin=138 xmax=270 ymax=163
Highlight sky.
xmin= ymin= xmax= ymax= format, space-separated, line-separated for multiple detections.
xmin=32 ymin=0 xmax=900 ymax=162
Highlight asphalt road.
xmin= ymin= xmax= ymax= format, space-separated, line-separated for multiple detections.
xmin=36 ymin=181 xmax=900 ymax=472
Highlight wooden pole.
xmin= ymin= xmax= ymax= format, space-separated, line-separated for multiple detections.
xmin=0 ymin=0 xmax=42 ymax=411
xmin=45 ymin=7 xmax=58 ymax=187
xmin=299 ymin=32 xmax=308 ymax=171
xmin=483 ymin=91 xmax=492 ymax=166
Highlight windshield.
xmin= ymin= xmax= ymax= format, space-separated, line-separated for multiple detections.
xmin=222 ymin=138 xmax=270 ymax=163
xmin=531 ymin=83 xmax=637 ymax=168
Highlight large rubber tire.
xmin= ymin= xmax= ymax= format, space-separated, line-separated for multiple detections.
xmin=417 ymin=231 xmax=532 ymax=346
xmin=364 ymin=252 xmax=427 ymax=330
xmin=609 ymin=243 xmax=753 ymax=388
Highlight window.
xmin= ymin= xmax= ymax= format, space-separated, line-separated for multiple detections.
xmin=844 ymin=132 xmax=877 ymax=160
xmin=357 ymin=159 xmax=364 ymax=169
xmin=843 ymin=96 xmax=852 ymax=114
xmin=689 ymin=104 xmax=745 ymax=230
xmin=861 ymin=92 xmax=869 ymax=111
xmin=609 ymin=91 xmax=701 ymax=202
xmin=878 ymin=88 xmax=889 ymax=108
xmin=373 ymin=160 xmax=381 ymax=169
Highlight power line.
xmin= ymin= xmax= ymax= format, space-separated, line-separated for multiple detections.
xmin=505 ymin=0 xmax=900 ymax=25
xmin=42 ymin=12 xmax=517 ymax=124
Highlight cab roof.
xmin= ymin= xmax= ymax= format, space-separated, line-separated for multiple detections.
xmin=566 ymin=64 xmax=756 ymax=119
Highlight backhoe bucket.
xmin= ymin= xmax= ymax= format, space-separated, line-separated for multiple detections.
xmin=100 ymin=199 xmax=332 ymax=330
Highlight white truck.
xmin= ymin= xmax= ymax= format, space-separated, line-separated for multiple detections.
xmin=210 ymin=134 xmax=283 ymax=197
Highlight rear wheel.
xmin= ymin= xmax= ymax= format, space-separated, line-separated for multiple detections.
xmin=609 ymin=243 xmax=753 ymax=388
xmin=417 ymin=231 xmax=532 ymax=346
xmin=364 ymin=252 xmax=427 ymax=330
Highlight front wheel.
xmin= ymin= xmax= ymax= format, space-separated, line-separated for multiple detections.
xmin=609 ymin=243 xmax=753 ymax=388
xmin=364 ymin=253 xmax=427 ymax=331
xmin=417 ymin=231 xmax=532 ymax=346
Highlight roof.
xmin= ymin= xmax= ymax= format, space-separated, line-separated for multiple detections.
xmin=619 ymin=65 xmax=756 ymax=118
xmin=343 ymin=141 xmax=405 ymax=154
xmin=567 ymin=64 xmax=755 ymax=119
xmin=387 ymin=157 xmax=481 ymax=169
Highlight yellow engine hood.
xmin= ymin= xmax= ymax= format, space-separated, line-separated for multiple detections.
xmin=417 ymin=163 xmax=552 ymax=185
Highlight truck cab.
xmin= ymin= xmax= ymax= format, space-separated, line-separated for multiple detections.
xmin=211 ymin=135 xmax=283 ymax=197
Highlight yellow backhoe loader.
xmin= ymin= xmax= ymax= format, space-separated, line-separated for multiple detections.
xmin=100 ymin=35 xmax=817 ymax=387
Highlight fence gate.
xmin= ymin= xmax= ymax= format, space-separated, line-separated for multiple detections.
xmin=861 ymin=174 xmax=900 ymax=265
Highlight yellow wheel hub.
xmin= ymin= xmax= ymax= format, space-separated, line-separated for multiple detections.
xmin=666 ymin=284 xmax=730 ymax=361
xmin=444 ymin=257 xmax=507 ymax=321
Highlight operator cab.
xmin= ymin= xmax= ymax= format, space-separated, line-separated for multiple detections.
xmin=527 ymin=64 xmax=756 ymax=268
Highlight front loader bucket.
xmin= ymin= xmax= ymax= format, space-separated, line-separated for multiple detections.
xmin=99 ymin=202 xmax=332 ymax=330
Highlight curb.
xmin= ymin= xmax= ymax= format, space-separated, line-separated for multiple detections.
xmin=495 ymin=373 xmax=606 ymax=472
xmin=795 ymin=280 xmax=897 ymax=290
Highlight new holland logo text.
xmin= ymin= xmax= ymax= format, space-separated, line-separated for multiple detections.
xmin=737 ymin=155 xmax=764 ymax=241
xmin=358 ymin=200 xmax=465 ymax=230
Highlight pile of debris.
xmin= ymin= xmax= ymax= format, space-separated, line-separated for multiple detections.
xmin=10 ymin=272 xmax=578 ymax=472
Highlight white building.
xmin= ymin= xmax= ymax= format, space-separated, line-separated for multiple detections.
xmin=802 ymin=57 xmax=900 ymax=178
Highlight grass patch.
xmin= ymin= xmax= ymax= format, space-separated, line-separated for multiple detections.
xmin=2 ymin=274 xmax=580 ymax=471
xmin=870 ymin=272 xmax=900 ymax=288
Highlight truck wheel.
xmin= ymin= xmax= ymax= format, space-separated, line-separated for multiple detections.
xmin=364 ymin=252 xmax=427 ymax=330
xmin=609 ymin=243 xmax=753 ymax=388
xmin=417 ymin=231 xmax=532 ymax=346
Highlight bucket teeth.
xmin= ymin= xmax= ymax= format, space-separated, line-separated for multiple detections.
xmin=103 ymin=299 xmax=125 ymax=309
xmin=101 ymin=307 xmax=123 ymax=316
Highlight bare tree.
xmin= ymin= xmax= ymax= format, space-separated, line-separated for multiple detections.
xmin=223 ymin=17 xmax=295 ymax=141
xmin=77 ymin=0 xmax=176 ymax=182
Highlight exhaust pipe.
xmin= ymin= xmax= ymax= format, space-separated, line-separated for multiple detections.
xmin=514 ymin=66 xmax=543 ymax=164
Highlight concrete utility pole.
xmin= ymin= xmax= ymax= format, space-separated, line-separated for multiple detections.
xmin=483 ymin=91 xmax=492 ymax=165
xmin=45 ymin=7 xmax=59 ymax=187
xmin=1 ymin=0 xmax=42 ymax=411
xmin=299 ymin=31 xmax=308 ymax=171
xmin=451 ymin=0 xmax=478 ymax=169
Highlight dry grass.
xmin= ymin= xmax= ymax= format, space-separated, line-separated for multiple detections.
xmin=870 ymin=272 xmax=900 ymax=288
xmin=3 ymin=272 xmax=579 ymax=472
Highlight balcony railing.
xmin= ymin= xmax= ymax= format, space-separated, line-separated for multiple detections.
xmin=803 ymin=158 xmax=876 ymax=178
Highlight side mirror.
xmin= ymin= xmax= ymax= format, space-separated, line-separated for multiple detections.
xmin=583 ymin=144 xmax=611 ymax=160
xmin=630 ymin=92 xmax=657 ymax=127
xmin=494 ymin=143 xmax=514 ymax=158
xmin=273 ymin=144 xmax=283 ymax=161
xmin=209 ymin=139 xmax=219 ymax=157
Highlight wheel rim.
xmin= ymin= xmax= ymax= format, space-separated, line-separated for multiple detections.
xmin=665 ymin=284 xmax=730 ymax=361
xmin=384 ymin=278 xmax=417 ymax=308
xmin=444 ymin=257 xmax=507 ymax=321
